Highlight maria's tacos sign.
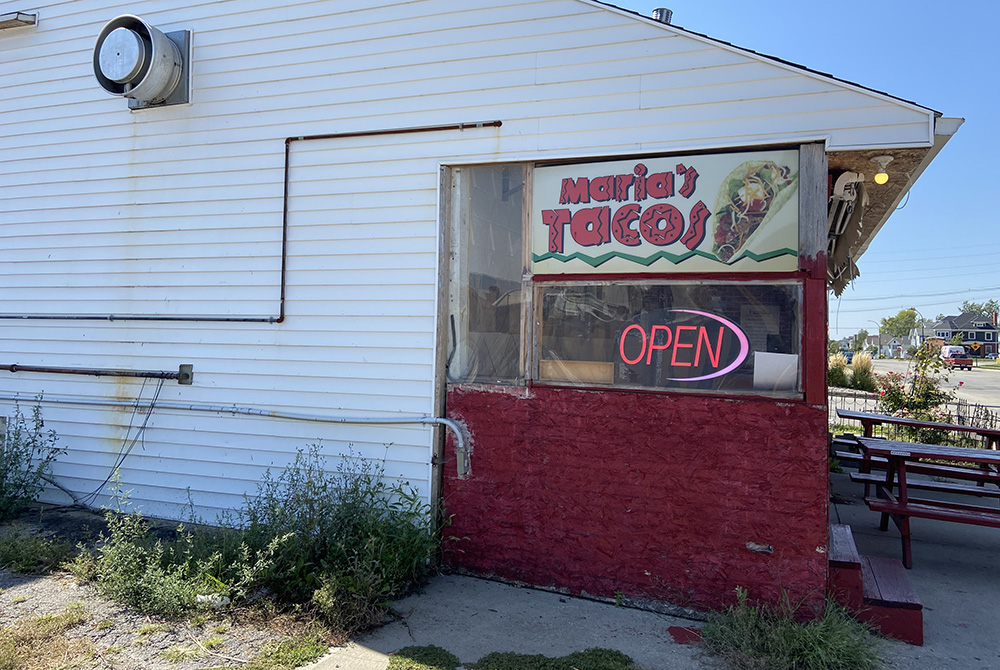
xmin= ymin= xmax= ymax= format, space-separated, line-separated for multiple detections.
xmin=531 ymin=149 xmax=799 ymax=274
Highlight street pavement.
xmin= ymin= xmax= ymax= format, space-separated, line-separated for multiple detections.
xmin=871 ymin=358 xmax=1000 ymax=408
xmin=304 ymin=473 xmax=1000 ymax=670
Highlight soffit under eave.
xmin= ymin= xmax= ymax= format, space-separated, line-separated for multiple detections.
xmin=826 ymin=118 xmax=962 ymax=295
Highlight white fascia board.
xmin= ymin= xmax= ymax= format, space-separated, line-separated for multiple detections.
xmin=854 ymin=116 xmax=964 ymax=257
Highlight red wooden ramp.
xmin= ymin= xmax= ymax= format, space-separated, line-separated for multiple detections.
xmin=828 ymin=523 xmax=923 ymax=645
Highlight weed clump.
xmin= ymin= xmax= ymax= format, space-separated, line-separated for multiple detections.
xmin=0 ymin=526 xmax=74 ymax=574
xmin=701 ymin=587 xmax=881 ymax=670
xmin=232 ymin=444 xmax=438 ymax=631
xmin=71 ymin=444 xmax=438 ymax=636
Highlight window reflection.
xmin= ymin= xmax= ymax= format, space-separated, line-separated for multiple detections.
xmin=538 ymin=282 xmax=801 ymax=393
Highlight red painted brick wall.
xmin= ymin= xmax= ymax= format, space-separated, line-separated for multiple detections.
xmin=443 ymin=385 xmax=829 ymax=610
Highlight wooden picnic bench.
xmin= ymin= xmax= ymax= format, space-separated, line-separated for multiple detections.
xmin=854 ymin=436 xmax=1000 ymax=568
xmin=837 ymin=409 xmax=1000 ymax=450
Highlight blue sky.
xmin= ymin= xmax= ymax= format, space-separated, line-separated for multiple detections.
xmin=619 ymin=1 xmax=999 ymax=340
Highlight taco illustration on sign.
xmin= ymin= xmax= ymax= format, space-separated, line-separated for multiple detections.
xmin=711 ymin=161 xmax=797 ymax=263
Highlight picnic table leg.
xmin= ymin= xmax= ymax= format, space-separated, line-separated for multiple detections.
xmin=860 ymin=447 xmax=873 ymax=499
xmin=900 ymin=514 xmax=913 ymax=569
xmin=879 ymin=460 xmax=897 ymax=532
xmin=896 ymin=461 xmax=914 ymax=568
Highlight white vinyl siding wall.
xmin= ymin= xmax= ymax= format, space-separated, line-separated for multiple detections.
xmin=0 ymin=0 xmax=936 ymax=519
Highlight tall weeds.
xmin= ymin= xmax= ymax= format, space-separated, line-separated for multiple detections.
xmin=0 ymin=400 xmax=63 ymax=521
xmin=72 ymin=444 xmax=439 ymax=635
xmin=701 ymin=587 xmax=881 ymax=670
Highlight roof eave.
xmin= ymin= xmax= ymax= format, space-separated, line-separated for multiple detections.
xmin=854 ymin=117 xmax=963 ymax=257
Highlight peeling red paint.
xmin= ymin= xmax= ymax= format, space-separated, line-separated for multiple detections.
xmin=443 ymin=385 xmax=828 ymax=611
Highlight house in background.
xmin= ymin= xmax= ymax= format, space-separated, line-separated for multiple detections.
xmin=905 ymin=324 xmax=937 ymax=354
xmin=0 ymin=1 xmax=960 ymax=612
xmin=932 ymin=313 xmax=999 ymax=358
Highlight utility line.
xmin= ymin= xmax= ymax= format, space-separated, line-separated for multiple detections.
xmin=830 ymin=286 xmax=1000 ymax=304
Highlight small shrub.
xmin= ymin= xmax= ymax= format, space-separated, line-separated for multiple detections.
xmin=849 ymin=353 xmax=877 ymax=392
xmin=231 ymin=444 xmax=439 ymax=632
xmin=828 ymin=353 xmax=850 ymax=388
xmin=86 ymin=508 xmax=199 ymax=619
xmin=0 ymin=400 xmax=64 ymax=521
xmin=701 ymin=587 xmax=881 ymax=670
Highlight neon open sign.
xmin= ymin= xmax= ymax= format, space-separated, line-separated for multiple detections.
xmin=618 ymin=309 xmax=750 ymax=381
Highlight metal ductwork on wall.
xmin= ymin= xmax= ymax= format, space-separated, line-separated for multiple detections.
xmin=93 ymin=15 xmax=190 ymax=109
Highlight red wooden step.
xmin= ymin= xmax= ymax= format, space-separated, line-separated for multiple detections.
xmin=858 ymin=555 xmax=923 ymax=646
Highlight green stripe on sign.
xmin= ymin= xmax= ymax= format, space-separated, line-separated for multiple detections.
xmin=532 ymin=248 xmax=797 ymax=268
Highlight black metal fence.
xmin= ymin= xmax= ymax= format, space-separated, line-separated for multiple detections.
xmin=828 ymin=390 xmax=1000 ymax=449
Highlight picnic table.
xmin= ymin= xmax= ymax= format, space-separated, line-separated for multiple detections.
xmin=837 ymin=409 xmax=1000 ymax=450
xmin=853 ymin=436 xmax=1000 ymax=568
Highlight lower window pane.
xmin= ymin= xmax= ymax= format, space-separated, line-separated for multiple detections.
xmin=537 ymin=282 xmax=801 ymax=393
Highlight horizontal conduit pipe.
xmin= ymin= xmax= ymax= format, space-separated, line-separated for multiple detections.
xmin=0 ymin=393 xmax=470 ymax=476
xmin=3 ymin=364 xmax=191 ymax=384
xmin=1 ymin=119 xmax=502 ymax=324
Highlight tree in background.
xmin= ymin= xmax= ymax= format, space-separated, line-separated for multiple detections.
xmin=880 ymin=308 xmax=918 ymax=339
xmin=959 ymin=299 xmax=999 ymax=318
xmin=853 ymin=328 xmax=869 ymax=352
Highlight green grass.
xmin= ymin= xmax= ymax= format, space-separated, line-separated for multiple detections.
xmin=385 ymin=646 xmax=641 ymax=670
xmin=236 ymin=632 xmax=329 ymax=670
xmin=388 ymin=645 xmax=461 ymax=670
xmin=160 ymin=645 xmax=200 ymax=662
xmin=0 ymin=526 xmax=75 ymax=574
xmin=701 ymin=588 xmax=881 ymax=670
xmin=468 ymin=648 xmax=638 ymax=670
xmin=0 ymin=604 xmax=92 ymax=670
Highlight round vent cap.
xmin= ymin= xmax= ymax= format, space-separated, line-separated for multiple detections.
xmin=98 ymin=26 xmax=148 ymax=83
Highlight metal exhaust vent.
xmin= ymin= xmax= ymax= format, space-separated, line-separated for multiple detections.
xmin=93 ymin=15 xmax=190 ymax=109
xmin=652 ymin=8 xmax=673 ymax=24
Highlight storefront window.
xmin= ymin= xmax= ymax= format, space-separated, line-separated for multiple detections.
xmin=446 ymin=165 xmax=524 ymax=383
xmin=537 ymin=281 xmax=801 ymax=393
xmin=445 ymin=157 xmax=804 ymax=397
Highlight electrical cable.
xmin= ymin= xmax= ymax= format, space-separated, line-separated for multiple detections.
xmin=77 ymin=377 xmax=164 ymax=507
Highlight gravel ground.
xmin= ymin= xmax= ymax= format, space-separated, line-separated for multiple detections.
xmin=0 ymin=505 xmax=323 ymax=670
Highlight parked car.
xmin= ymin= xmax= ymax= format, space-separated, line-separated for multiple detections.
xmin=845 ymin=351 xmax=854 ymax=364
xmin=987 ymin=352 xmax=998 ymax=360
xmin=944 ymin=353 xmax=974 ymax=371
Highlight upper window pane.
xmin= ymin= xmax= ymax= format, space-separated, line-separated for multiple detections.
xmin=446 ymin=165 xmax=524 ymax=384
xmin=537 ymin=281 xmax=801 ymax=394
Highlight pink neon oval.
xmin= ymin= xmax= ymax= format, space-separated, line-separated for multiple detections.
xmin=665 ymin=309 xmax=750 ymax=382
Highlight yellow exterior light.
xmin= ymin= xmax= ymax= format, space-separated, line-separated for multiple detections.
xmin=871 ymin=155 xmax=893 ymax=185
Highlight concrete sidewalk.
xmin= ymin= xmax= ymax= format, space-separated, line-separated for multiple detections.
xmin=830 ymin=471 xmax=1000 ymax=670
xmin=305 ymin=471 xmax=1000 ymax=670
xmin=303 ymin=574 xmax=721 ymax=669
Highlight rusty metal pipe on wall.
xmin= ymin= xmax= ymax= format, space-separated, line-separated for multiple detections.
xmin=0 ymin=119 xmax=501 ymax=324
xmin=3 ymin=363 xmax=193 ymax=384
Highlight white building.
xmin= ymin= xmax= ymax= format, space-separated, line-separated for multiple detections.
xmin=1 ymin=0 xmax=959 ymax=607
